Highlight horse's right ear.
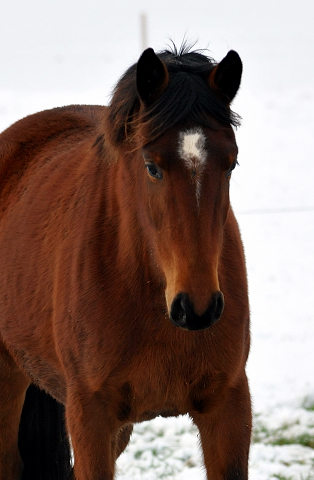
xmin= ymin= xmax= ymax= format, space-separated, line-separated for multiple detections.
xmin=136 ymin=48 xmax=169 ymax=106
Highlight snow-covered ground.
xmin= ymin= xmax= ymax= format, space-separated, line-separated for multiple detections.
xmin=1 ymin=0 xmax=313 ymax=478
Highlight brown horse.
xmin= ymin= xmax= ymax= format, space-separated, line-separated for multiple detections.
xmin=0 ymin=44 xmax=251 ymax=480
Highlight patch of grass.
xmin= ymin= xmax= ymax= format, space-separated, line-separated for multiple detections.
xmin=134 ymin=450 xmax=143 ymax=459
xmin=253 ymin=397 xmax=314 ymax=449
xmin=270 ymin=433 xmax=314 ymax=449
xmin=272 ymin=475 xmax=314 ymax=480
xmin=272 ymin=475 xmax=293 ymax=480
xmin=302 ymin=397 xmax=314 ymax=412
xmin=254 ymin=420 xmax=314 ymax=449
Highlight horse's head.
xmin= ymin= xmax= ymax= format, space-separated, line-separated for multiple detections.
xmin=109 ymin=46 xmax=242 ymax=331
xmin=141 ymin=125 xmax=238 ymax=329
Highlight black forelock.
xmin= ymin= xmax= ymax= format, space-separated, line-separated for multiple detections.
xmin=107 ymin=44 xmax=241 ymax=147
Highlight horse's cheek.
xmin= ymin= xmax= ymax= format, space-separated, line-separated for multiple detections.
xmin=146 ymin=189 xmax=165 ymax=231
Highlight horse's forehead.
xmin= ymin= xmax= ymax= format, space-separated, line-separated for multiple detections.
xmin=176 ymin=127 xmax=209 ymax=205
xmin=178 ymin=127 xmax=207 ymax=168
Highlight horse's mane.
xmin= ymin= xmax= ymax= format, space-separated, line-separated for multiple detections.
xmin=107 ymin=44 xmax=241 ymax=148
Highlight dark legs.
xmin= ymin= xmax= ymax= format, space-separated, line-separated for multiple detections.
xmin=19 ymin=385 xmax=72 ymax=480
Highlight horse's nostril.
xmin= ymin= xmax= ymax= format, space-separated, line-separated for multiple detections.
xmin=169 ymin=293 xmax=189 ymax=325
xmin=169 ymin=292 xmax=224 ymax=331
xmin=212 ymin=291 xmax=224 ymax=320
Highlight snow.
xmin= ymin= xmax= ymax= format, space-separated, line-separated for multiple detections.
xmin=1 ymin=0 xmax=314 ymax=478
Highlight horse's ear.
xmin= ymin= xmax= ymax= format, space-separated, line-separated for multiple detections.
xmin=209 ymin=50 xmax=242 ymax=103
xmin=136 ymin=48 xmax=169 ymax=105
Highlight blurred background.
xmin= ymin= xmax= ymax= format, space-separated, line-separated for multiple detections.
xmin=1 ymin=0 xmax=313 ymax=111
xmin=1 ymin=1 xmax=313 ymax=477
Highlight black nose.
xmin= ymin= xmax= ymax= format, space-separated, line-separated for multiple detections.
xmin=169 ymin=292 xmax=224 ymax=331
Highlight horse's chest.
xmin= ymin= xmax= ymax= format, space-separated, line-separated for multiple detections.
xmin=122 ymin=345 xmax=224 ymax=421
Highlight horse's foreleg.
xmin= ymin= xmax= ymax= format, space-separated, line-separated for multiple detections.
xmin=66 ymin=388 xmax=121 ymax=480
xmin=192 ymin=374 xmax=251 ymax=480
xmin=0 ymin=344 xmax=29 ymax=480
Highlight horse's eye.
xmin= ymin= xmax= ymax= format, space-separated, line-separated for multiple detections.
xmin=226 ymin=160 xmax=239 ymax=178
xmin=145 ymin=163 xmax=163 ymax=180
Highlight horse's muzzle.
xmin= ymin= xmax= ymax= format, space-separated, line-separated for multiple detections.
xmin=169 ymin=291 xmax=224 ymax=330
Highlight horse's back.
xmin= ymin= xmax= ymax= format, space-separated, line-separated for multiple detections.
xmin=0 ymin=104 xmax=106 ymax=198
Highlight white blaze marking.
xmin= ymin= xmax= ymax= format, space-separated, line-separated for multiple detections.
xmin=178 ymin=128 xmax=207 ymax=203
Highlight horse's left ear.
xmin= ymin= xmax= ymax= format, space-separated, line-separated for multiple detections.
xmin=137 ymin=48 xmax=169 ymax=106
xmin=209 ymin=50 xmax=242 ymax=102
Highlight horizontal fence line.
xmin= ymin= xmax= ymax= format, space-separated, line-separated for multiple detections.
xmin=236 ymin=206 xmax=314 ymax=215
